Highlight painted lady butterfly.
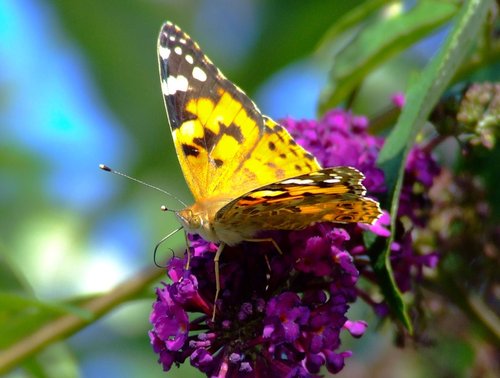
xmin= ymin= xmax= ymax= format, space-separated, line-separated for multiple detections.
xmin=158 ymin=22 xmax=381 ymax=313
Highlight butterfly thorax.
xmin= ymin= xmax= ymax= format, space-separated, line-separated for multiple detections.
xmin=176 ymin=197 xmax=254 ymax=246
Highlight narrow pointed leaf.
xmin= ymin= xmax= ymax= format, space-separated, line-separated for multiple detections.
xmin=320 ymin=0 xmax=458 ymax=112
xmin=374 ymin=0 xmax=493 ymax=331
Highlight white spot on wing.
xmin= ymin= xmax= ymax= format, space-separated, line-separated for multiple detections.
xmin=169 ymin=35 xmax=176 ymax=42
xmin=174 ymin=46 xmax=182 ymax=55
xmin=165 ymin=75 xmax=188 ymax=95
xmin=179 ymin=38 xmax=187 ymax=44
xmin=324 ymin=178 xmax=340 ymax=184
xmin=185 ymin=54 xmax=193 ymax=64
xmin=161 ymin=80 xmax=169 ymax=96
xmin=280 ymin=179 xmax=314 ymax=185
xmin=179 ymin=120 xmax=196 ymax=136
xmin=251 ymin=190 xmax=287 ymax=197
xmin=192 ymin=66 xmax=207 ymax=82
xmin=158 ymin=45 xmax=170 ymax=60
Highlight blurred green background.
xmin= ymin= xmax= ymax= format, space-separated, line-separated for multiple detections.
xmin=1 ymin=0 xmax=497 ymax=377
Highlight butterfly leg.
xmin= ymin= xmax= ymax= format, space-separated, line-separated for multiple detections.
xmin=212 ymin=242 xmax=226 ymax=321
xmin=184 ymin=232 xmax=192 ymax=270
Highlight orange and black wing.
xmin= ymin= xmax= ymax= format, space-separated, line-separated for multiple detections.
xmin=215 ymin=167 xmax=382 ymax=232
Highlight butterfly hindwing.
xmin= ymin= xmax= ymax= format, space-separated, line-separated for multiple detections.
xmin=215 ymin=167 xmax=381 ymax=233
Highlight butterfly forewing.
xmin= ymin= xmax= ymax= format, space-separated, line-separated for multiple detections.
xmin=158 ymin=22 xmax=322 ymax=204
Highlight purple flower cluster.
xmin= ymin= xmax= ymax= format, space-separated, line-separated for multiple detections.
xmin=150 ymin=227 xmax=365 ymax=376
xmin=282 ymin=110 xmax=386 ymax=195
xmin=283 ymin=110 xmax=440 ymax=293
xmin=149 ymin=108 xmax=440 ymax=376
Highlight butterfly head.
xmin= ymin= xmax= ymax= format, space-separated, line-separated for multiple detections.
xmin=175 ymin=206 xmax=219 ymax=243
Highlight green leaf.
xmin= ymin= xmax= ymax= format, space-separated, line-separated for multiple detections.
xmin=374 ymin=0 xmax=493 ymax=331
xmin=316 ymin=0 xmax=389 ymax=53
xmin=0 ymin=266 xmax=163 ymax=374
xmin=0 ymin=292 xmax=94 ymax=348
xmin=0 ymin=251 xmax=101 ymax=349
xmin=22 ymin=344 xmax=80 ymax=378
xmin=319 ymin=0 xmax=459 ymax=112
xmin=0 ymin=248 xmax=34 ymax=293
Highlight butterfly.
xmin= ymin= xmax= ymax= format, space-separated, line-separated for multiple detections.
xmin=157 ymin=22 xmax=381 ymax=315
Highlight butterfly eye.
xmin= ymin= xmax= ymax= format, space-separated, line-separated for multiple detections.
xmin=182 ymin=209 xmax=201 ymax=229
xmin=190 ymin=214 xmax=202 ymax=229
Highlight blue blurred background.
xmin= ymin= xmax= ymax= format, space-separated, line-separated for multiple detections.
xmin=1 ymin=0 xmax=454 ymax=377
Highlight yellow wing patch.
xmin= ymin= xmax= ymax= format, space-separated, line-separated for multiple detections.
xmin=172 ymin=87 xmax=262 ymax=202
xmin=171 ymin=87 xmax=321 ymax=202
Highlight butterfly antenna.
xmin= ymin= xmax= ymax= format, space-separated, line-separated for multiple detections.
xmin=99 ymin=164 xmax=187 ymax=207
xmin=153 ymin=226 xmax=184 ymax=268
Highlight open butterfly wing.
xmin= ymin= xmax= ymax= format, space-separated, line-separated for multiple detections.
xmin=158 ymin=23 xmax=321 ymax=203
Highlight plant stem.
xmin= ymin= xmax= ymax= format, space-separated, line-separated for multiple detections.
xmin=0 ymin=265 xmax=165 ymax=374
